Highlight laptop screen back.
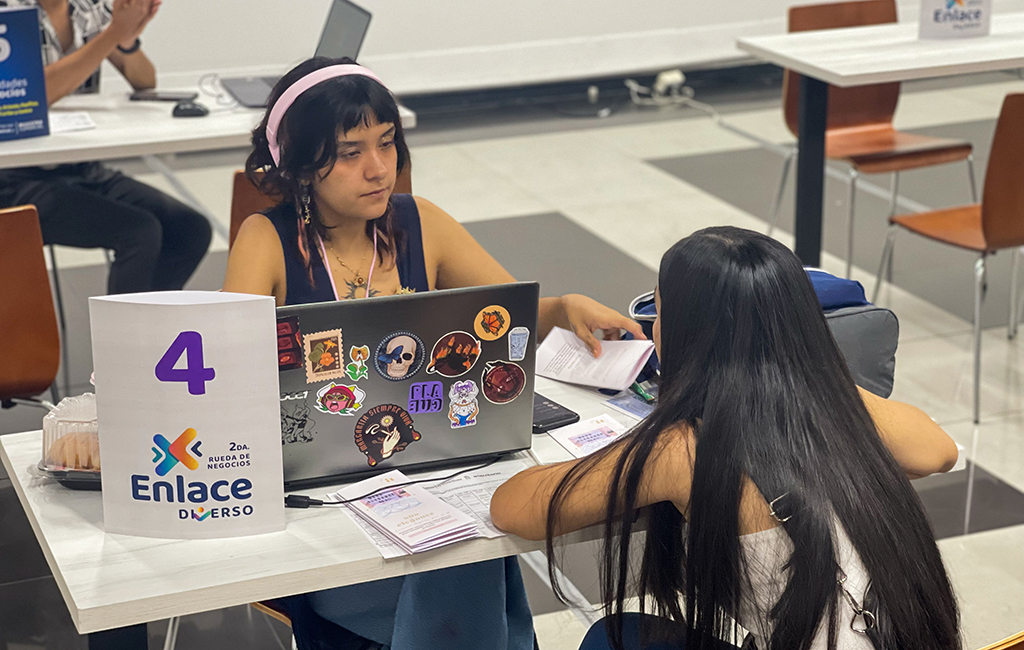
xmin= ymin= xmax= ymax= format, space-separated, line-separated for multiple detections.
xmin=314 ymin=0 xmax=372 ymax=61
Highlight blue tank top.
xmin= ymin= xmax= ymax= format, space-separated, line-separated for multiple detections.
xmin=265 ymin=193 xmax=430 ymax=305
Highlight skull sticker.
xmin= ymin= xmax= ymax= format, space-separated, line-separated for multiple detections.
xmin=374 ymin=331 xmax=425 ymax=382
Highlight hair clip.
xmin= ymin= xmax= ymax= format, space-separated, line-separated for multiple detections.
xmin=768 ymin=493 xmax=792 ymax=523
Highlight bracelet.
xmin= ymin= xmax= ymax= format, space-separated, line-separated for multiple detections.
xmin=116 ymin=38 xmax=141 ymax=54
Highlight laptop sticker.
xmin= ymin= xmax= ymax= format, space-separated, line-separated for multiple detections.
xmin=303 ymin=329 xmax=345 ymax=383
xmin=426 ymin=331 xmax=482 ymax=378
xmin=346 ymin=345 xmax=370 ymax=381
xmin=481 ymin=360 xmax=527 ymax=405
xmin=474 ymin=304 xmax=511 ymax=341
xmin=314 ymin=382 xmax=366 ymax=416
xmin=448 ymin=380 xmax=480 ymax=429
xmin=408 ymin=381 xmax=444 ymax=414
xmin=374 ymin=332 xmax=425 ymax=381
xmin=354 ymin=405 xmax=422 ymax=467
xmin=280 ymin=401 xmax=317 ymax=445
xmin=508 ymin=327 xmax=530 ymax=361
xmin=277 ymin=315 xmax=303 ymax=371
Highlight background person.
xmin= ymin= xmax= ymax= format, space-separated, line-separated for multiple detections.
xmin=0 ymin=0 xmax=212 ymax=294
xmin=492 ymin=226 xmax=961 ymax=650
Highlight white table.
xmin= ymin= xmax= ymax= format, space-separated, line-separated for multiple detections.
xmin=736 ymin=12 xmax=1024 ymax=267
xmin=0 ymin=376 xmax=635 ymax=648
xmin=0 ymin=91 xmax=418 ymax=240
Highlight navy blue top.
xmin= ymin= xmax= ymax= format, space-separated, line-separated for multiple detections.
xmin=265 ymin=193 xmax=430 ymax=305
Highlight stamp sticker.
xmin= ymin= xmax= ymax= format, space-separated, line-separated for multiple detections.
xmin=277 ymin=315 xmax=303 ymax=371
xmin=474 ymin=304 xmax=511 ymax=341
xmin=508 ymin=326 xmax=530 ymax=361
xmin=346 ymin=345 xmax=370 ymax=382
xmin=280 ymin=401 xmax=316 ymax=445
xmin=374 ymin=332 xmax=425 ymax=381
xmin=353 ymin=404 xmax=421 ymax=467
xmin=481 ymin=360 xmax=527 ymax=405
xmin=448 ymin=380 xmax=480 ymax=429
xmin=408 ymin=381 xmax=444 ymax=414
xmin=304 ymin=329 xmax=344 ymax=384
xmin=426 ymin=331 xmax=482 ymax=378
xmin=314 ymin=382 xmax=366 ymax=416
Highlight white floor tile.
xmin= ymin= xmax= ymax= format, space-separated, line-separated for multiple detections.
xmin=408 ymin=145 xmax=552 ymax=222
xmin=943 ymin=415 xmax=1024 ymax=493
xmin=533 ymin=609 xmax=590 ymax=650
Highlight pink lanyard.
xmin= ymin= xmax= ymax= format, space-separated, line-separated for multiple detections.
xmin=317 ymin=227 xmax=378 ymax=300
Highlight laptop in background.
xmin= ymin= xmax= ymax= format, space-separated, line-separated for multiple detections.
xmin=221 ymin=0 xmax=372 ymax=108
xmin=277 ymin=283 xmax=539 ymax=489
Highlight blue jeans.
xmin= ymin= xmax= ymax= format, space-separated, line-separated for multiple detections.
xmin=580 ymin=614 xmax=687 ymax=650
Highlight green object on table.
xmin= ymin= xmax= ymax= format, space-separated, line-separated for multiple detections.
xmin=629 ymin=381 xmax=655 ymax=404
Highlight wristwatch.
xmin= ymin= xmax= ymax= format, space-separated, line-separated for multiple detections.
xmin=117 ymin=38 xmax=141 ymax=54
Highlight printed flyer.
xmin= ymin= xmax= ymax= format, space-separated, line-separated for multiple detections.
xmin=0 ymin=7 xmax=49 ymax=141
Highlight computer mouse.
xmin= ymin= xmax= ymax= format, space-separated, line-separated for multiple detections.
xmin=172 ymin=101 xmax=210 ymax=118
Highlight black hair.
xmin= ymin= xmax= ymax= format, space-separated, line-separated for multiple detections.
xmin=545 ymin=226 xmax=959 ymax=650
xmin=246 ymin=56 xmax=410 ymax=284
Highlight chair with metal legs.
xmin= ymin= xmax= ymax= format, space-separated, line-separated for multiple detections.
xmin=766 ymin=0 xmax=976 ymax=278
xmin=873 ymin=93 xmax=1024 ymax=425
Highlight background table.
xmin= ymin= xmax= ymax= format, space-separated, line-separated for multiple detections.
xmin=0 ymin=376 xmax=630 ymax=648
xmin=737 ymin=12 xmax=1024 ymax=267
xmin=0 ymin=91 xmax=417 ymax=241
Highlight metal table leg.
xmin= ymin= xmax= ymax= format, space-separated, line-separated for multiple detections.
xmin=794 ymin=75 xmax=829 ymax=268
xmin=87 ymin=623 xmax=148 ymax=650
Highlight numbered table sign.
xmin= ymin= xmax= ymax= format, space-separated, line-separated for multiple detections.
xmin=0 ymin=6 xmax=50 ymax=141
xmin=90 ymin=291 xmax=284 ymax=539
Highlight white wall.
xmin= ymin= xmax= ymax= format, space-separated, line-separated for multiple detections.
xmin=130 ymin=0 xmax=1024 ymax=96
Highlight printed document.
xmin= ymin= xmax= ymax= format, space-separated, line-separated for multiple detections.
xmin=547 ymin=414 xmax=629 ymax=458
xmin=536 ymin=327 xmax=654 ymax=391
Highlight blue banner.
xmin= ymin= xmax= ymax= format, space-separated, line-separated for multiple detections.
xmin=0 ymin=6 xmax=49 ymax=141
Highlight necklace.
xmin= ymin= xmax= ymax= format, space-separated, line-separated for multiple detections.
xmin=326 ymin=238 xmax=371 ymax=287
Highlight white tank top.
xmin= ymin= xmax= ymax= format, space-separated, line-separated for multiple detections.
xmin=737 ymin=524 xmax=875 ymax=650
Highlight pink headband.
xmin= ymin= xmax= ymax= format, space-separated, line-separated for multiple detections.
xmin=265 ymin=64 xmax=386 ymax=166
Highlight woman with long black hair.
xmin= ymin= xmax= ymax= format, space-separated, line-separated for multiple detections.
xmin=492 ymin=226 xmax=960 ymax=650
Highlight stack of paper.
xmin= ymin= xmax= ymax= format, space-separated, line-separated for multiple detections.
xmin=536 ymin=327 xmax=655 ymax=391
xmin=548 ymin=414 xmax=629 ymax=458
xmin=335 ymin=470 xmax=480 ymax=554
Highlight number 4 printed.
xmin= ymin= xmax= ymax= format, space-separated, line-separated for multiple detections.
xmin=155 ymin=331 xmax=215 ymax=395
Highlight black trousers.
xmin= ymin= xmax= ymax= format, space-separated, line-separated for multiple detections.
xmin=1 ymin=163 xmax=212 ymax=294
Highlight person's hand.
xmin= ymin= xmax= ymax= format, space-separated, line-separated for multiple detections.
xmin=108 ymin=0 xmax=161 ymax=49
xmin=561 ymin=294 xmax=646 ymax=358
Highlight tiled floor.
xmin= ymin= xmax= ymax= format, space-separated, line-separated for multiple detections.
xmin=4 ymin=70 xmax=1024 ymax=649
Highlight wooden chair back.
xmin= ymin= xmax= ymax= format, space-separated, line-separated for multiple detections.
xmin=782 ymin=0 xmax=900 ymax=136
xmin=982 ymin=94 xmax=1024 ymax=249
xmin=229 ymin=165 xmax=414 ymax=249
xmin=0 ymin=206 xmax=61 ymax=400
xmin=978 ymin=631 xmax=1024 ymax=650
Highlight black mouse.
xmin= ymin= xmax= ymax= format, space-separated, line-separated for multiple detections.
xmin=172 ymin=101 xmax=209 ymax=118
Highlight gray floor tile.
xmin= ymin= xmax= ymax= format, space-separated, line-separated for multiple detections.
xmin=0 ymin=478 xmax=51 ymax=585
xmin=465 ymin=213 xmax=657 ymax=314
xmin=915 ymin=463 xmax=1024 ymax=540
xmin=649 ymin=119 xmax=1020 ymax=327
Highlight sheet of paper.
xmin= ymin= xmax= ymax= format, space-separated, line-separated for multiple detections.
xmin=335 ymin=470 xmax=479 ymax=555
xmin=536 ymin=327 xmax=654 ymax=391
xmin=48 ymin=111 xmax=96 ymax=134
xmin=548 ymin=414 xmax=629 ymax=458
xmin=425 ymin=457 xmax=534 ymax=538
xmin=604 ymin=383 xmax=659 ymax=421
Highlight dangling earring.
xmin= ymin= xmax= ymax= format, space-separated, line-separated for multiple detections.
xmin=301 ymin=189 xmax=312 ymax=225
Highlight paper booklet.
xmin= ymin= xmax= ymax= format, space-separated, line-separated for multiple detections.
xmin=547 ymin=414 xmax=629 ymax=458
xmin=335 ymin=470 xmax=479 ymax=555
xmin=536 ymin=327 xmax=655 ymax=391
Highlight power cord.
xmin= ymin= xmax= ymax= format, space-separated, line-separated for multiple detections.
xmin=197 ymin=72 xmax=240 ymax=111
xmin=284 ymin=456 xmax=503 ymax=508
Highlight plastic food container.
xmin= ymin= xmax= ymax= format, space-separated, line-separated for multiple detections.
xmin=38 ymin=393 xmax=102 ymax=489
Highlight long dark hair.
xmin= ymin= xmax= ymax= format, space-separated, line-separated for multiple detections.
xmin=546 ymin=226 xmax=959 ymax=650
xmin=246 ymin=56 xmax=410 ymax=283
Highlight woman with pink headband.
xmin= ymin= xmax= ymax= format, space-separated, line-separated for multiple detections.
xmin=223 ymin=56 xmax=645 ymax=650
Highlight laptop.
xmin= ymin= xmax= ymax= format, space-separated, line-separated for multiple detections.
xmin=276 ymin=283 xmax=539 ymax=489
xmin=221 ymin=0 xmax=372 ymax=109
